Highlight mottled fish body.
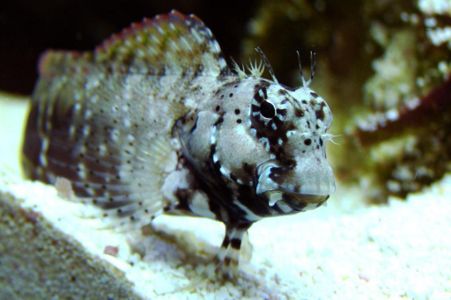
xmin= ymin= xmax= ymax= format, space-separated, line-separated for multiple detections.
xmin=22 ymin=11 xmax=335 ymax=276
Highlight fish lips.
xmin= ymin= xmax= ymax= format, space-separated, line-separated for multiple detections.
xmin=261 ymin=189 xmax=330 ymax=212
xmin=281 ymin=190 xmax=330 ymax=211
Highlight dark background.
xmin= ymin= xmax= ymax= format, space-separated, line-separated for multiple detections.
xmin=0 ymin=0 xmax=257 ymax=95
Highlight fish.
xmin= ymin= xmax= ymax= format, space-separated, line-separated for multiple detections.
xmin=22 ymin=10 xmax=335 ymax=277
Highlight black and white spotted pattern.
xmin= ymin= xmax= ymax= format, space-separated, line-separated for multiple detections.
xmin=23 ymin=10 xmax=335 ymax=279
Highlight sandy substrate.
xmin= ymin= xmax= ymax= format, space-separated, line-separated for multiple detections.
xmin=0 ymin=94 xmax=450 ymax=299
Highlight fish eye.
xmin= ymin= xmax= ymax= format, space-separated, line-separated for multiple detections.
xmin=251 ymin=87 xmax=277 ymax=121
xmin=260 ymin=100 xmax=276 ymax=119
xmin=251 ymin=86 xmax=287 ymax=134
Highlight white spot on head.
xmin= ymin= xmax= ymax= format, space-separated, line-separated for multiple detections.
xmin=286 ymin=130 xmax=296 ymax=137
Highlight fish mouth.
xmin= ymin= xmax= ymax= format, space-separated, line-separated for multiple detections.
xmin=263 ymin=189 xmax=329 ymax=211
xmin=255 ymin=157 xmax=335 ymax=211
xmin=281 ymin=190 xmax=329 ymax=211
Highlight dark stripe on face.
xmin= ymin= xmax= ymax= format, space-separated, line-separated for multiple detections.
xmin=253 ymin=81 xmax=270 ymax=100
xmin=254 ymin=91 xmax=264 ymax=103
xmin=214 ymin=116 xmax=224 ymax=126
xmin=268 ymin=166 xmax=290 ymax=184
xmin=249 ymin=90 xmax=296 ymax=158
xmin=276 ymin=108 xmax=287 ymax=117
xmin=251 ymin=104 xmax=260 ymax=112
xmin=262 ymin=87 xmax=268 ymax=98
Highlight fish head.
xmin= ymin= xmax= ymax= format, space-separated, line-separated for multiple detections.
xmin=187 ymin=76 xmax=335 ymax=215
xmin=249 ymin=81 xmax=336 ymax=212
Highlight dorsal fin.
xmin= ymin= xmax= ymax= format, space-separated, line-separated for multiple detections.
xmin=38 ymin=50 xmax=93 ymax=78
xmin=95 ymin=10 xmax=228 ymax=76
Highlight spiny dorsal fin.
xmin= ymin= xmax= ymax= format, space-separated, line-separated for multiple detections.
xmin=95 ymin=10 xmax=228 ymax=76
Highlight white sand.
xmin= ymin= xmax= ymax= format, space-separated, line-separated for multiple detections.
xmin=1 ymin=94 xmax=450 ymax=299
